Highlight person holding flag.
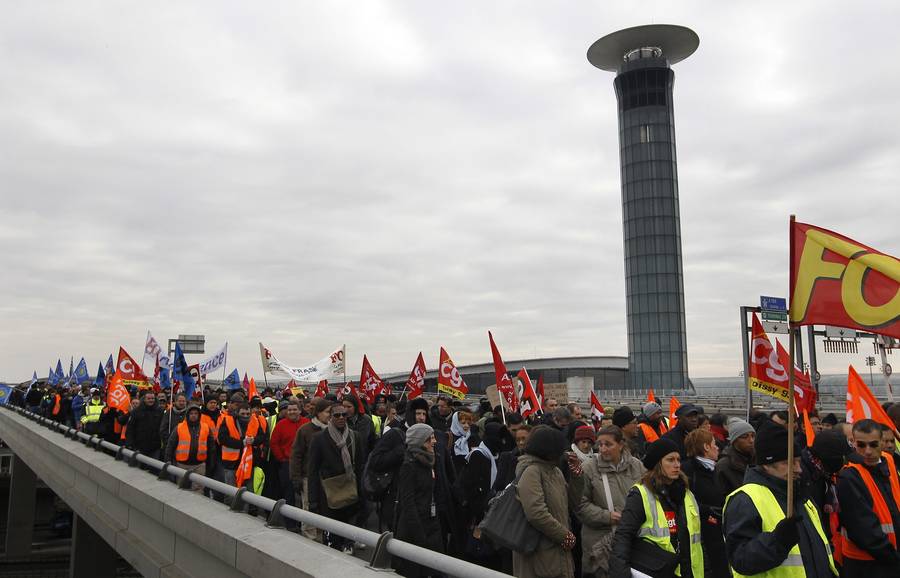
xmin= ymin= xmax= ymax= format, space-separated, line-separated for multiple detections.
xmin=218 ymin=401 xmax=267 ymax=490
xmin=634 ymin=401 xmax=668 ymax=458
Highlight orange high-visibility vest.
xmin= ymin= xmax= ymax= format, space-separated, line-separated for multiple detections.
xmin=840 ymin=452 xmax=900 ymax=561
xmin=221 ymin=415 xmax=260 ymax=462
xmin=175 ymin=420 xmax=210 ymax=463
xmin=52 ymin=395 xmax=61 ymax=416
xmin=201 ymin=414 xmax=218 ymax=438
xmin=638 ymin=421 xmax=667 ymax=443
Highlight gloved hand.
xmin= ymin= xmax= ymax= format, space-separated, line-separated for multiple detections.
xmin=772 ymin=515 xmax=802 ymax=547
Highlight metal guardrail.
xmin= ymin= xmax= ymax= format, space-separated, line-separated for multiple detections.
xmin=2 ymin=405 xmax=511 ymax=578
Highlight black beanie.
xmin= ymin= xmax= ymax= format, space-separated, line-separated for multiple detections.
xmin=755 ymin=421 xmax=801 ymax=465
xmin=525 ymin=425 xmax=568 ymax=462
xmin=612 ymin=407 xmax=636 ymax=428
xmin=811 ymin=429 xmax=853 ymax=473
xmin=642 ymin=438 xmax=680 ymax=471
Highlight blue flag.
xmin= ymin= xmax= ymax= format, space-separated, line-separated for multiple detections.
xmin=223 ymin=368 xmax=241 ymax=390
xmin=49 ymin=367 xmax=59 ymax=386
xmin=31 ymin=371 xmax=38 ymax=386
xmin=0 ymin=384 xmax=12 ymax=405
xmin=74 ymin=358 xmax=90 ymax=384
xmin=105 ymin=354 xmax=114 ymax=377
xmin=173 ymin=343 xmax=197 ymax=401
xmin=93 ymin=362 xmax=106 ymax=387
xmin=159 ymin=366 xmax=172 ymax=390
xmin=55 ymin=360 xmax=65 ymax=383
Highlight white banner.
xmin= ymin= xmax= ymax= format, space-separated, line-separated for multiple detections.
xmin=143 ymin=331 xmax=171 ymax=370
xmin=259 ymin=342 xmax=345 ymax=383
xmin=198 ymin=342 xmax=228 ymax=375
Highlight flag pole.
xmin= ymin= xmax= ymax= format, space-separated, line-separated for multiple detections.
xmin=222 ymin=344 xmax=229 ymax=388
xmin=497 ymin=386 xmax=508 ymax=425
xmin=786 ymin=214 xmax=797 ymax=518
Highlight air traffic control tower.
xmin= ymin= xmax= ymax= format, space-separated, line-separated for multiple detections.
xmin=587 ymin=25 xmax=698 ymax=390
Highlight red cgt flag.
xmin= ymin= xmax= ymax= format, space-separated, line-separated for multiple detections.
xmin=117 ymin=346 xmax=150 ymax=389
xmin=437 ymin=347 xmax=468 ymax=400
xmin=515 ymin=368 xmax=542 ymax=419
xmin=405 ymin=353 xmax=427 ymax=400
xmin=590 ymin=391 xmax=605 ymax=429
xmin=359 ymin=355 xmax=386 ymax=403
xmin=314 ymin=380 xmax=329 ymax=398
xmin=774 ymin=339 xmax=817 ymax=414
xmin=790 ymin=220 xmax=899 ymax=338
xmin=536 ymin=374 xmax=545 ymax=407
xmin=488 ymin=332 xmax=519 ymax=413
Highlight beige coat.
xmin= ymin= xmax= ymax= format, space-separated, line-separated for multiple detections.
xmin=576 ymin=453 xmax=645 ymax=575
xmin=513 ymin=455 xmax=585 ymax=578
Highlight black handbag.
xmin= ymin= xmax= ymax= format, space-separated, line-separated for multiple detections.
xmin=477 ymin=466 xmax=542 ymax=553
xmin=629 ymin=537 xmax=678 ymax=577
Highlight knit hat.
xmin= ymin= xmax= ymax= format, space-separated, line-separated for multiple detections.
xmin=755 ymin=421 xmax=799 ymax=465
xmin=642 ymin=401 xmax=663 ymax=419
xmin=186 ymin=404 xmax=201 ymax=415
xmin=574 ymin=425 xmax=595 ymax=443
xmin=727 ymin=419 xmax=755 ymax=444
xmin=405 ymin=423 xmax=434 ymax=448
xmin=612 ymin=406 xmax=636 ymax=428
xmin=642 ymin=438 xmax=680 ymax=470
xmin=525 ymin=425 xmax=568 ymax=462
xmin=312 ymin=397 xmax=331 ymax=416
xmin=822 ymin=413 xmax=838 ymax=426
xmin=811 ymin=429 xmax=853 ymax=473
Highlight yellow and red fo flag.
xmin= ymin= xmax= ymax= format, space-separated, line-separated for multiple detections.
xmin=437 ymin=347 xmax=468 ymax=400
xmin=790 ymin=220 xmax=899 ymax=338
xmin=847 ymin=365 xmax=897 ymax=435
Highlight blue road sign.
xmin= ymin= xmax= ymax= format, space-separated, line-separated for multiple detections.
xmin=760 ymin=296 xmax=787 ymax=312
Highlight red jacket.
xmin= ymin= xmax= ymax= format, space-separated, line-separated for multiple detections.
xmin=270 ymin=416 xmax=308 ymax=462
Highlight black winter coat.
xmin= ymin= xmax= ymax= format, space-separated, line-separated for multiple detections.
xmin=394 ymin=455 xmax=443 ymax=577
xmin=836 ymin=459 xmax=900 ymax=577
xmin=661 ymin=424 xmax=691 ymax=458
xmin=456 ymin=450 xmax=494 ymax=527
xmin=714 ymin=445 xmax=751 ymax=496
xmin=609 ymin=480 xmax=696 ymax=578
xmin=307 ymin=427 xmax=362 ymax=521
xmin=367 ymin=424 xmax=407 ymax=529
xmin=347 ymin=413 xmax=377 ymax=464
xmin=682 ymin=458 xmax=729 ymax=578
xmin=722 ymin=466 xmax=836 ymax=577
xmin=125 ymin=404 xmax=164 ymax=454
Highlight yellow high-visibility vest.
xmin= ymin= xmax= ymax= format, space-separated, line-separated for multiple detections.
xmin=634 ymin=483 xmax=704 ymax=578
xmin=724 ymin=483 xmax=837 ymax=578
xmin=81 ymin=401 xmax=105 ymax=424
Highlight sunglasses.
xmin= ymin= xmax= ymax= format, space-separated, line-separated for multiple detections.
xmin=331 ymin=411 xmax=348 ymax=417
xmin=855 ymin=440 xmax=882 ymax=450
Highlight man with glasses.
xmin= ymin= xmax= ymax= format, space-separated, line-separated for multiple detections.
xmin=836 ymin=419 xmax=900 ymax=577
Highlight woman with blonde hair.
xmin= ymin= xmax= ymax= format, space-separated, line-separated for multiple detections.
xmin=609 ymin=438 xmax=704 ymax=578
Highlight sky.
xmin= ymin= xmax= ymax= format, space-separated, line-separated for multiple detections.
xmin=1 ymin=1 xmax=898 ymax=384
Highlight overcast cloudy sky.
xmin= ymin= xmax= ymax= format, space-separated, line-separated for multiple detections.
xmin=2 ymin=1 xmax=897 ymax=384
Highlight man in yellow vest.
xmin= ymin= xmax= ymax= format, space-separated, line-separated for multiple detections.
xmin=723 ymin=421 xmax=837 ymax=577
xmin=835 ymin=419 xmax=900 ymax=578
xmin=164 ymin=404 xmax=215 ymax=493
xmin=80 ymin=389 xmax=106 ymax=435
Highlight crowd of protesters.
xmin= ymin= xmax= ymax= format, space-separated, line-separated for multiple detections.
xmin=9 ymin=381 xmax=900 ymax=578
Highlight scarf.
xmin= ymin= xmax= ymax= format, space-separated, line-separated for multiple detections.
xmin=407 ymin=446 xmax=435 ymax=467
xmin=571 ymin=442 xmax=594 ymax=464
xmin=450 ymin=412 xmax=471 ymax=457
xmin=470 ymin=442 xmax=498 ymax=488
xmin=328 ymin=422 xmax=354 ymax=475
xmin=696 ymin=456 xmax=716 ymax=471
xmin=311 ymin=417 xmax=327 ymax=430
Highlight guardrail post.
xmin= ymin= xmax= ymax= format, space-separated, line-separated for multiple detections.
xmin=230 ymin=487 xmax=247 ymax=512
xmin=266 ymin=499 xmax=287 ymax=529
xmin=177 ymin=470 xmax=194 ymax=490
xmin=367 ymin=531 xmax=394 ymax=571
xmin=127 ymin=451 xmax=140 ymax=468
xmin=157 ymin=463 xmax=171 ymax=481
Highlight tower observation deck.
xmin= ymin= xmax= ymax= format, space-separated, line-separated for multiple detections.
xmin=587 ymin=25 xmax=699 ymax=390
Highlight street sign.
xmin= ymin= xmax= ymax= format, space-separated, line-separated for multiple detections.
xmin=762 ymin=321 xmax=789 ymax=335
xmin=825 ymin=326 xmax=857 ymax=339
xmin=760 ymin=296 xmax=787 ymax=312
xmin=762 ymin=311 xmax=788 ymax=322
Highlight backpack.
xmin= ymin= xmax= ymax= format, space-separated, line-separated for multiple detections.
xmin=363 ymin=428 xmax=405 ymax=500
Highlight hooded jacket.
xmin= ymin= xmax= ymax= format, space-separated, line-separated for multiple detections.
xmin=723 ymin=466 xmax=836 ymax=577
xmin=125 ymin=402 xmax=165 ymax=454
xmin=513 ymin=453 xmax=584 ymax=578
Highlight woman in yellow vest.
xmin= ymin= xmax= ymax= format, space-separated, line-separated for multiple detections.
xmin=722 ymin=421 xmax=837 ymax=577
xmin=609 ymin=438 xmax=704 ymax=578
